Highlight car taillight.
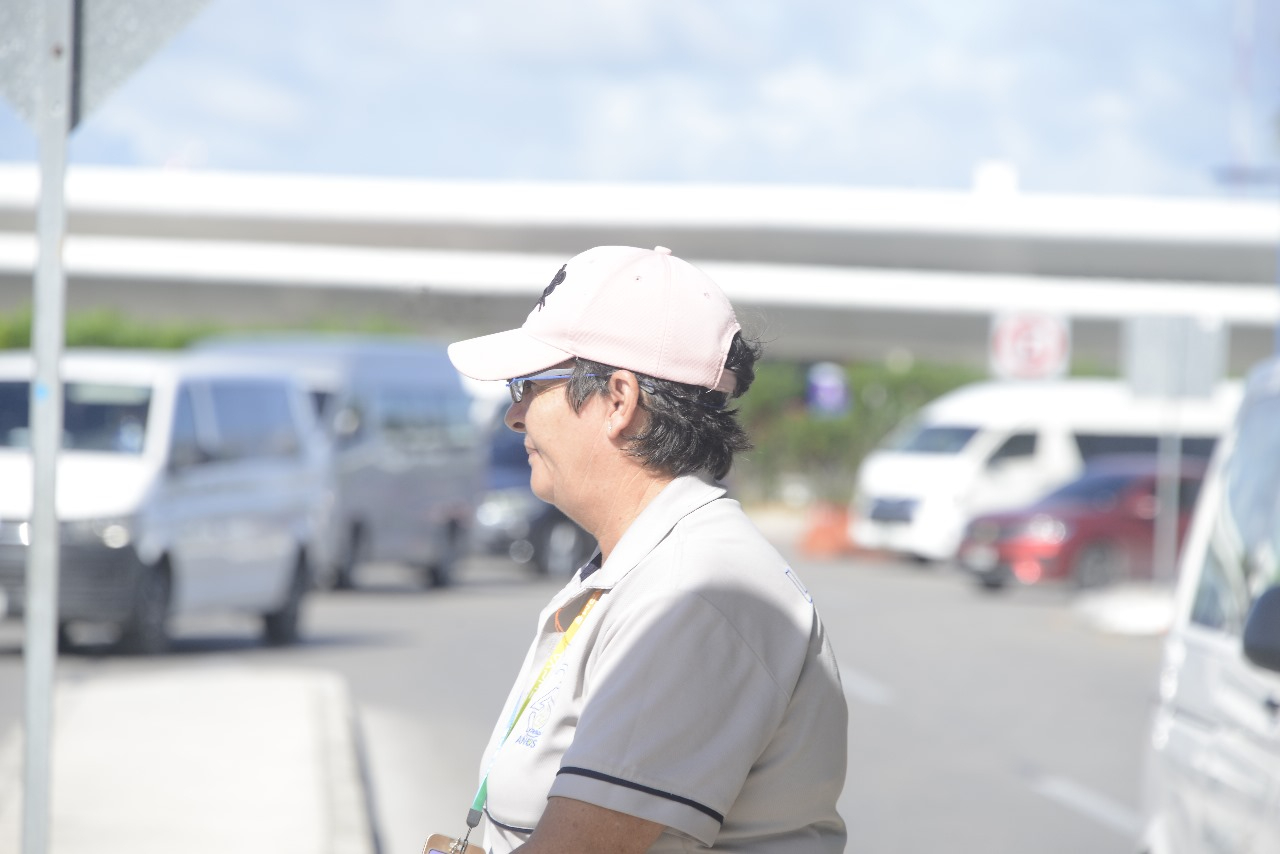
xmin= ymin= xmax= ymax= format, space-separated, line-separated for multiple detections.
xmin=1013 ymin=559 xmax=1043 ymax=584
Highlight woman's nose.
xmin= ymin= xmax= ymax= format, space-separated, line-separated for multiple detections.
xmin=503 ymin=400 xmax=527 ymax=433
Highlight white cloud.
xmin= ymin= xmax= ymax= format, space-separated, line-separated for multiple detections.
xmin=76 ymin=53 xmax=309 ymax=168
xmin=0 ymin=0 xmax=1262 ymax=196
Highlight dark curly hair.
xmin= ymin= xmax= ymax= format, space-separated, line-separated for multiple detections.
xmin=565 ymin=332 xmax=763 ymax=480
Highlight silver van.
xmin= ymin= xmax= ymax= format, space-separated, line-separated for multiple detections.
xmin=0 ymin=349 xmax=327 ymax=653
xmin=195 ymin=335 xmax=485 ymax=589
xmin=1140 ymin=355 xmax=1280 ymax=854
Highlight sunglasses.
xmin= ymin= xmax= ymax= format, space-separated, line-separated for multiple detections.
xmin=506 ymin=369 xmax=596 ymax=404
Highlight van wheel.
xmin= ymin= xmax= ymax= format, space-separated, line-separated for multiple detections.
xmin=263 ymin=555 xmax=309 ymax=646
xmin=56 ymin=622 xmax=75 ymax=653
xmin=332 ymin=525 xmax=365 ymax=591
xmin=119 ymin=564 xmax=171 ymax=655
xmin=424 ymin=525 xmax=460 ymax=589
xmin=1074 ymin=543 xmax=1124 ymax=589
xmin=976 ymin=574 xmax=1009 ymax=593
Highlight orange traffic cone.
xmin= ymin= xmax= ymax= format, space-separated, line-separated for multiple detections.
xmin=799 ymin=503 xmax=856 ymax=558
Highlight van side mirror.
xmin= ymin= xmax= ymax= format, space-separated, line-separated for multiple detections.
xmin=1243 ymin=586 xmax=1280 ymax=674
xmin=332 ymin=406 xmax=361 ymax=441
xmin=168 ymin=444 xmax=204 ymax=472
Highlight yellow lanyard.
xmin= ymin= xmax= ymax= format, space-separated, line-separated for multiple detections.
xmin=467 ymin=589 xmax=604 ymax=824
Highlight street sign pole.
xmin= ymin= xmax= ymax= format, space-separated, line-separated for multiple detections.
xmin=1153 ymin=416 xmax=1184 ymax=585
xmin=1125 ymin=315 xmax=1226 ymax=585
xmin=24 ymin=1 xmax=74 ymax=853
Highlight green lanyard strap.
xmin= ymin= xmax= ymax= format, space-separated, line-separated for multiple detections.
xmin=467 ymin=589 xmax=604 ymax=828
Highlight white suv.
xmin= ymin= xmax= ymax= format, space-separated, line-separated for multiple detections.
xmin=0 ymin=349 xmax=328 ymax=653
xmin=1140 ymin=355 xmax=1280 ymax=854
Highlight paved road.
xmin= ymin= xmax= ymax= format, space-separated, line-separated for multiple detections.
xmin=0 ymin=520 xmax=1164 ymax=853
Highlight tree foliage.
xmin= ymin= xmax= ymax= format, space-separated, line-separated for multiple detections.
xmin=733 ymin=358 xmax=984 ymax=503
xmin=0 ymin=307 xmax=411 ymax=350
xmin=0 ymin=307 xmax=223 ymax=350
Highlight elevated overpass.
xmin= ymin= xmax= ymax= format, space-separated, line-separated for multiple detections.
xmin=0 ymin=164 xmax=1277 ymax=373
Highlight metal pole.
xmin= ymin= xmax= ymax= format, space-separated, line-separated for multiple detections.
xmin=1152 ymin=427 xmax=1182 ymax=584
xmin=25 ymin=1 xmax=74 ymax=853
xmin=1151 ymin=318 xmax=1191 ymax=586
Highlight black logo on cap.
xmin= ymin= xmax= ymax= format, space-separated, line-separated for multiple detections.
xmin=537 ymin=264 xmax=567 ymax=311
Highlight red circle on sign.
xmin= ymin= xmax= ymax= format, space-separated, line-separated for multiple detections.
xmin=991 ymin=315 xmax=1069 ymax=379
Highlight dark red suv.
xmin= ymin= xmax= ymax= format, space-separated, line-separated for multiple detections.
xmin=957 ymin=455 xmax=1207 ymax=590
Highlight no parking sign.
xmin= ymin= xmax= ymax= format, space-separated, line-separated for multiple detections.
xmin=989 ymin=312 xmax=1071 ymax=379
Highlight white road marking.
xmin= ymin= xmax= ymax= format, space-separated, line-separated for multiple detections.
xmin=838 ymin=666 xmax=895 ymax=706
xmin=1031 ymin=774 xmax=1142 ymax=837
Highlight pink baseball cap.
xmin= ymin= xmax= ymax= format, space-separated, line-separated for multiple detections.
xmin=447 ymin=246 xmax=741 ymax=392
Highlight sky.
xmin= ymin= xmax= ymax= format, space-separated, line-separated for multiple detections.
xmin=0 ymin=0 xmax=1278 ymax=197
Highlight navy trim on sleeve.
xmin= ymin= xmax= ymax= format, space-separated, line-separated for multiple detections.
xmin=556 ymin=767 xmax=725 ymax=824
xmin=482 ymin=808 xmax=535 ymax=835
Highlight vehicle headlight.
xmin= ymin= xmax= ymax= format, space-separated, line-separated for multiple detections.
xmin=1020 ymin=514 xmax=1069 ymax=544
xmin=60 ymin=517 xmax=135 ymax=549
xmin=476 ymin=489 xmax=542 ymax=528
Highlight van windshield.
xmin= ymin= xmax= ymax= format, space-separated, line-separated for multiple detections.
xmin=0 ymin=381 xmax=151 ymax=454
xmin=888 ymin=425 xmax=978 ymax=454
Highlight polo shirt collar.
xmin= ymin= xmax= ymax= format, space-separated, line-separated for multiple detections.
xmin=581 ymin=473 xmax=727 ymax=591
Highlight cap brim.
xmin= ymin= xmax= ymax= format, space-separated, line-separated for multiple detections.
xmin=447 ymin=328 xmax=575 ymax=382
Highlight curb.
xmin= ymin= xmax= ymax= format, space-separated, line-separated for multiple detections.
xmin=314 ymin=671 xmax=382 ymax=854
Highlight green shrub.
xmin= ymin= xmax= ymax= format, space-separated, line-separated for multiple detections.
xmin=733 ymin=358 xmax=985 ymax=504
xmin=0 ymin=306 xmax=412 ymax=350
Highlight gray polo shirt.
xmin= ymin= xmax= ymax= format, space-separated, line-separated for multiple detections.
xmin=479 ymin=474 xmax=848 ymax=853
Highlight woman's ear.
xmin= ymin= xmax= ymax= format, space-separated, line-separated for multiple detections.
xmin=605 ymin=371 xmax=643 ymax=436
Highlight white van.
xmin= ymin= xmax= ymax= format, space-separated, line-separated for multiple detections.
xmin=1139 ymin=356 xmax=1280 ymax=854
xmin=195 ymin=334 xmax=485 ymax=589
xmin=0 ymin=349 xmax=328 ymax=653
xmin=849 ymin=378 xmax=1243 ymax=562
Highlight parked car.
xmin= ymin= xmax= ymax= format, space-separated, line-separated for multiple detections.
xmin=850 ymin=378 xmax=1240 ymax=563
xmin=957 ymin=455 xmax=1207 ymax=590
xmin=0 ymin=349 xmax=328 ymax=653
xmin=473 ymin=413 xmax=596 ymax=577
xmin=1139 ymin=356 xmax=1280 ymax=854
xmin=195 ymin=334 xmax=485 ymax=589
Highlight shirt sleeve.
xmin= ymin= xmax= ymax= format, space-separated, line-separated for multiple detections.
xmin=548 ymin=581 xmax=800 ymax=846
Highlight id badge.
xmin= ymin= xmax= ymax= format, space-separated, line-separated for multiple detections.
xmin=423 ymin=832 xmax=484 ymax=854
